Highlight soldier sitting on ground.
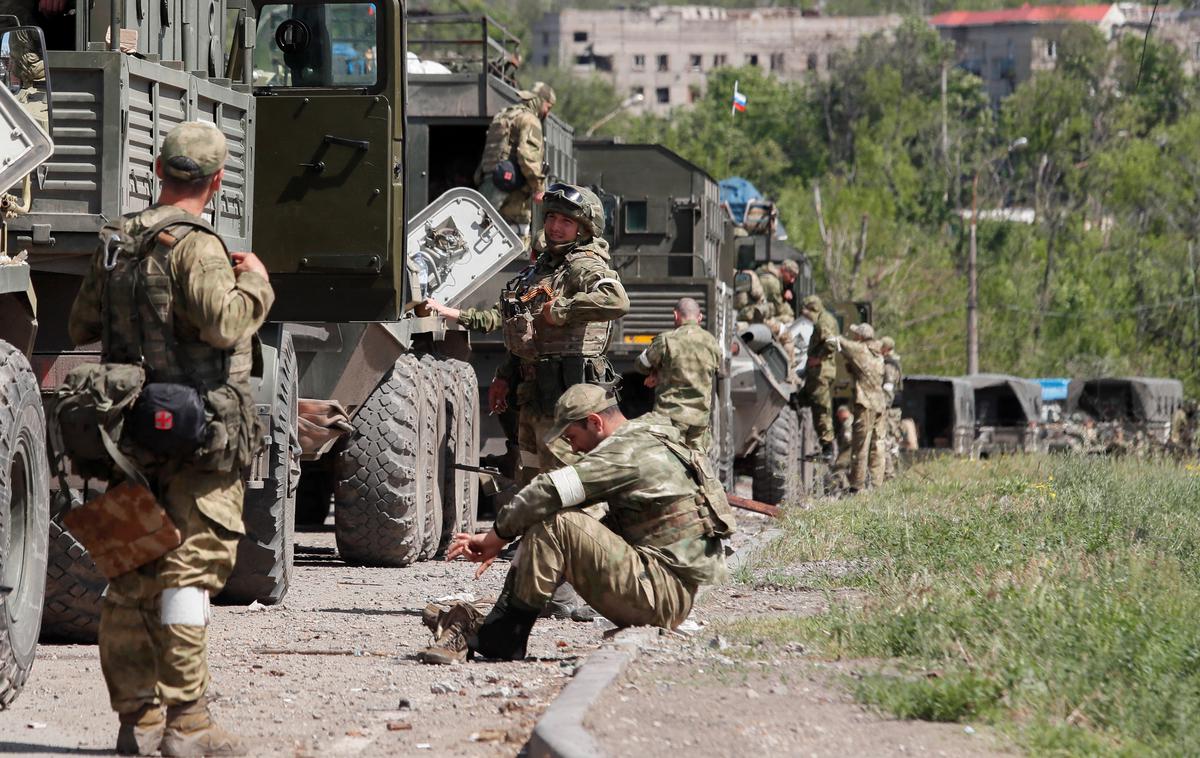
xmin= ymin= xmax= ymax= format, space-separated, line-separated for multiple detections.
xmin=417 ymin=384 xmax=735 ymax=664
xmin=635 ymin=296 xmax=722 ymax=452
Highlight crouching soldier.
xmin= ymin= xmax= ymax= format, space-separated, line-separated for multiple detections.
xmin=418 ymin=384 xmax=736 ymax=663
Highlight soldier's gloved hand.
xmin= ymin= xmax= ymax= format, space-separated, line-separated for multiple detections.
xmin=447 ymin=529 xmax=507 ymax=579
xmin=231 ymin=252 xmax=269 ymax=281
xmin=488 ymin=378 xmax=510 ymax=415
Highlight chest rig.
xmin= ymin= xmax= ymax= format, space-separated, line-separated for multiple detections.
xmin=500 ymin=252 xmax=613 ymax=362
xmin=98 ymin=210 xmax=231 ymax=389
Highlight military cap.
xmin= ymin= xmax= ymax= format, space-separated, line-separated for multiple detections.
xmin=533 ymin=81 xmax=557 ymax=106
xmin=160 ymin=121 xmax=227 ymax=181
xmin=800 ymin=294 xmax=824 ymax=312
xmin=848 ymin=323 xmax=875 ymax=340
xmin=545 ymin=383 xmax=617 ymax=443
xmin=880 ymin=336 xmax=895 ymax=350
xmin=780 ymin=259 xmax=800 ymax=275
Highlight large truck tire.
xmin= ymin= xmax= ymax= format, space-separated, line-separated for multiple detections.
xmin=709 ymin=384 xmax=736 ymax=491
xmin=0 ymin=342 xmax=50 ymax=708
xmin=220 ymin=332 xmax=298 ymax=605
xmin=751 ymin=405 xmax=801 ymax=506
xmin=797 ymin=406 xmax=823 ymax=497
xmin=417 ymin=356 xmax=444 ymax=560
xmin=40 ymin=505 xmax=103 ymax=644
xmin=452 ymin=361 xmax=479 ymax=537
xmin=433 ymin=359 xmax=478 ymax=554
xmin=334 ymin=355 xmax=432 ymax=567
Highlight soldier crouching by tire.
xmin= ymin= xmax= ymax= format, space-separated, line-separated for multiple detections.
xmin=424 ymin=183 xmax=629 ymax=620
xmin=62 ymin=122 xmax=273 ymax=756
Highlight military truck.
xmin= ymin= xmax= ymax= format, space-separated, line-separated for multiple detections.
xmin=899 ymin=375 xmax=976 ymax=457
xmin=0 ymin=35 xmax=61 ymax=705
xmin=1066 ymin=377 xmax=1183 ymax=452
xmin=14 ymin=0 xmax=525 ymax=645
xmin=966 ymin=374 xmax=1043 ymax=456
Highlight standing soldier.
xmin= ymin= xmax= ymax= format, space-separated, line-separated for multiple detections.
xmin=425 ymin=183 xmax=627 ymax=621
xmin=634 ymin=297 xmax=721 ymax=452
xmin=879 ymin=336 xmax=903 ymax=480
xmin=476 ymin=82 xmax=556 ymax=239
xmin=418 ymin=384 xmax=735 ymax=664
xmin=836 ymin=324 xmax=886 ymax=493
xmin=67 ymin=122 xmax=273 ymax=756
xmin=798 ymin=295 xmax=840 ymax=463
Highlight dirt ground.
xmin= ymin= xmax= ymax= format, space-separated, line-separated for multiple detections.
xmin=0 ymin=526 xmax=604 ymax=757
xmin=586 ymin=578 xmax=1014 ymax=758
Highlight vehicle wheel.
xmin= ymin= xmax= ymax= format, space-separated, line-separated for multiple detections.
xmin=0 ymin=341 xmax=49 ymax=708
xmin=417 ymin=356 xmax=444 ymax=560
xmin=751 ymin=405 xmax=801 ymax=506
xmin=433 ymin=359 xmax=478 ymax=554
xmin=452 ymin=361 xmax=480 ymax=537
xmin=709 ymin=383 xmax=735 ymax=490
xmin=334 ymin=355 xmax=431 ymax=567
xmin=40 ymin=499 xmax=103 ymax=644
xmin=796 ymin=406 xmax=822 ymax=497
xmin=294 ymin=460 xmax=334 ymax=528
xmin=219 ymin=332 xmax=297 ymax=605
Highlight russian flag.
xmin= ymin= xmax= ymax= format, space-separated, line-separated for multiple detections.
xmin=732 ymin=81 xmax=747 ymax=114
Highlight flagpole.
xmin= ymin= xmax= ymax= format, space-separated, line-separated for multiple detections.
xmin=732 ymin=79 xmax=738 ymax=118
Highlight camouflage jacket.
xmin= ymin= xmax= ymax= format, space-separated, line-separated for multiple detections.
xmin=477 ymin=98 xmax=546 ymax=195
xmin=883 ymin=353 xmax=903 ymax=405
xmin=755 ymin=266 xmax=795 ymax=324
xmin=495 ymin=413 xmax=728 ymax=587
xmin=806 ymin=308 xmax=840 ymax=380
xmin=68 ymin=204 xmax=274 ymax=532
xmin=636 ymin=320 xmax=721 ymax=428
xmin=838 ymin=337 xmax=886 ymax=413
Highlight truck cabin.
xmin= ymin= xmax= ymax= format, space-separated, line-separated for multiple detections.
xmin=900 ymin=375 xmax=975 ymax=455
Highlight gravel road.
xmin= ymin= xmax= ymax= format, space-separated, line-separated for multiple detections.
xmin=1 ymin=526 xmax=606 ymax=757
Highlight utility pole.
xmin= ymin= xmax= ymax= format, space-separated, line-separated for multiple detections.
xmin=967 ymin=172 xmax=979 ymax=375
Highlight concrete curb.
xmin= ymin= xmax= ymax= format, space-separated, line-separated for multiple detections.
xmin=528 ymin=521 xmax=784 ymax=758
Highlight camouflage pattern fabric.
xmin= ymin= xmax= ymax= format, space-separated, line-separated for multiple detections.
xmin=755 ymin=265 xmax=795 ymax=324
xmin=63 ymin=482 xmax=182 ymax=579
xmin=495 ymin=413 xmax=728 ymax=622
xmin=840 ymin=336 xmax=886 ymax=490
xmin=159 ymin=122 xmax=227 ymax=180
xmin=637 ymin=319 xmax=721 ymax=432
xmin=839 ymin=337 xmax=886 ymax=413
xmin=99 ymin=468 xmax=242 ymax=714
xmin=475 ymin=97 xmax=545 ymax=225
xmin=803 ymin=305 xmax=840 ymax=446
xmin=850 ymin=406 xmax=887 ymax=490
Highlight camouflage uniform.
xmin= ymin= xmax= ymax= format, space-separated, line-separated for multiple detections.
xmin=476 ymin=82 xmax=556 ymax=230
xmin=838 ymin=325 xmax=886 ymax=491
xmin=1170 ymin=401 xmax=1198 ymax=458
xmin=880 ymin=337 xmax=903 ymax=480
xmin=734 ymin=269 xmax=795 ymax=363
xmin=635 ymin=318 xmax=721 ymax=452
xmin=67 ymin=123 xmax=272 ymax=741
xmin=755 ymin=261 xmax=796 ymax=324
xmin=494 ymin=400 xmax=733 ymax=629
xmin=8 ymin=29 xmax=47 ymax=135
xmin=800 ymin=295 xmax=840 ymax=450
xmin=457 ymin=186 xmax=628 ymax=483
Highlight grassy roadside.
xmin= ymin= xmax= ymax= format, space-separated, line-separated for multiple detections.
xmin=723 ymin=455 xmax=1200 ymax=756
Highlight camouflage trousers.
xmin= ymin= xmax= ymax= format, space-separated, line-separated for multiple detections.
xmin=851 ymin=404 xmax=887 ymax=490
xmin=883 ymin=408 xmax=902 ymax=480
xmin=99 ymin=468 xmax=242 ymax=715
xmin=509 ymin=509 xmax=694 ymax=629
xmin=672 ymin=421 xmax=712 ymax=454
xmin=802 ymin=372 xmax=835 ymax=447
xmin=479 ymin=176 xmax=533 ymax=229
xmin=516 ymin=405 xmax=577 ymax=486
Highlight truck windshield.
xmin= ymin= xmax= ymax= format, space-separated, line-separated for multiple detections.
xmin=254 ymin=3 xmax=378 ymax=89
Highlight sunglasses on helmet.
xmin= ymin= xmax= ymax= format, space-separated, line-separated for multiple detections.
xmin=544 ymin=183 xmax=585 ymax=210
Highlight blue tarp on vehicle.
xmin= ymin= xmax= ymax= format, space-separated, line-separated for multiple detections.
xmin=720 ymin=176 xmax=788 ymax=239
xmin=1035 ymin=378 xmax=1070 ymax=402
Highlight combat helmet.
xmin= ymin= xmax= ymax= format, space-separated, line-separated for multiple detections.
xmin=543 ymin=183 xmax=605 ymax=240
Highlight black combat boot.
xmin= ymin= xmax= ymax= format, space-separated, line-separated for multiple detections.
xmin=469 ymin=594 xmax=541 ymax=661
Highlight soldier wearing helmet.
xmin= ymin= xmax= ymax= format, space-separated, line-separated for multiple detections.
xmin=476 ymin=81 xmax=557 ymax=239
xmin=425 ymin=182 xmax=628 ymax=623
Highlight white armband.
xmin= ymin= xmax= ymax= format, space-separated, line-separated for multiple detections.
xmin=548 ymin=466 xmax=586 ymax=507
xmin=161 ymin=587 xmax=210 ymax=627
xmin=637 ymin=350 xmax=652 ymax=370
xmin=592 ymin=277 xmax=621 ymax=293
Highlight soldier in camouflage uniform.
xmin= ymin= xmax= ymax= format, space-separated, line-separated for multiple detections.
xmin=836 ymin=324 xmax=886 ymax=492
xmin=879 ymin=336 xmax=903 ymax=480
xmin=476 ymin=81 xmax=556 ymax=238
xmin=634 ymin=296 xmax=721 ymax=452
xmin=798 ymin=295 xmax=840 ymax=462
xmin=1170 ymin=399 xmax=1198 ymax=459
xmin=756 ymin=259 xmax=799 ymax=323
xmin=734 ymin=268 xmax=795 ymax=364
xmin=418 ymin=384 xmax=735 ymax=664
xmin=67 ymin=122 xmax=272 ymax=757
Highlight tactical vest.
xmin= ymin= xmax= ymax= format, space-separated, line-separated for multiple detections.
xmin=99 ymin=209 xmax=231 ymax=389
xmin=480 ymin=101 xmax=535 ymax=173
xmin=500 ymin=252 xmax=613 ymax=361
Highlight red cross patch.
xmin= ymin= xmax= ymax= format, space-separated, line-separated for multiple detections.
xmin=154 ymin=410 xmax=174 ymax=431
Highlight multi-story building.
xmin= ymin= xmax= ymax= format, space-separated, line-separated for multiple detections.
xmin=532 ymin=6 xmax=901 ymax=114
xmin=931 ymin=4 xmax=1135 ymax=106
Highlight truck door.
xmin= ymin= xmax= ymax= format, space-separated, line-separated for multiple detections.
xmin=251 ymin=0 xmax=402 ymax=321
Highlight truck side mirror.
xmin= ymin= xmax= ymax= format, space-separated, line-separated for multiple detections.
xmin=0 ymin=26 xmax=52 ymax=158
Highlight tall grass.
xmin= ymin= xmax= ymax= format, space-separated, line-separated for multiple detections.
xmin=748 ymin=456 xmax=1200 ymax=755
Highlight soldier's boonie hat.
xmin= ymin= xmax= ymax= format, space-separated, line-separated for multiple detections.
xmin=881 ymin=336 xmax=895 ymax=350
xmin=780 ymin=260 xmax=800 ymax=275
xmin=160 ymin=121 xmax=227 ymax=181
xmin=801 ymin=294 xmax=823 ymax=312
xmin=545 ymin=384 xmax=617 ymax=443
xmin=849 ymin=323 xmax=874 ymax=340
xmin=544 ymin=183 xmax=605 ymax=240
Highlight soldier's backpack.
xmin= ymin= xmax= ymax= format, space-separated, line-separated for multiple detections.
xmin=52 ymin=362 xmax=146 ymax=481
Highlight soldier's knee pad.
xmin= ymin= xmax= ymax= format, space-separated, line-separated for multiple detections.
xmin=160 ymin=587 xmax=210 ymax=627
